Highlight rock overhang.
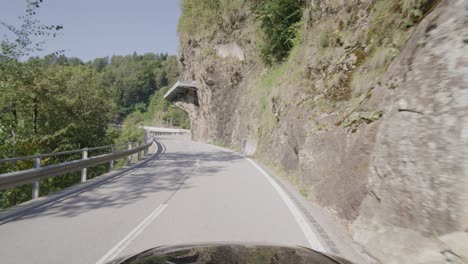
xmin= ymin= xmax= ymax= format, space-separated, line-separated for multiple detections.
xmin=164 ymin=80 xmax=199 ymax=104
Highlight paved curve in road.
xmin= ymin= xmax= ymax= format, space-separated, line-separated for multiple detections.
xmin=0 ymin=135 xmax=329 ymax=264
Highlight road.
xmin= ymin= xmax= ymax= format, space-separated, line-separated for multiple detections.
xmin=0 ymin=135 xmax=327 ymax=264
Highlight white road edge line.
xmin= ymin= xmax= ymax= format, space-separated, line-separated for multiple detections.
xmin=96 ymin=203 xmax=168 ymax=264
xmin=244 ymin=157 xmax=326 ymax=253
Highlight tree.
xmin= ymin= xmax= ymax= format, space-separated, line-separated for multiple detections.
xmin=0 ymin=0 xmax=63 ymax=59
xmin=92 ymin=57 xmax=108 ymax=72
xmin=0 ymin=2 xmax=186 ymax=208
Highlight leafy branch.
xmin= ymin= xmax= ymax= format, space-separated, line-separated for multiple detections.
xmin=0 ymin=0 xmax=63 ymax=59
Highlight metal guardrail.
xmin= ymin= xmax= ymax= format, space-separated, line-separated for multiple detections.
xmin=152 ymin=131 xmax=187 ymax=136
xmin=143 ymin=126 xmax=190 ymax=136
xmin=0 ymin=140 xmax=154 ymax=199
xmin=0 ymin=143 xmax=128 ymax=165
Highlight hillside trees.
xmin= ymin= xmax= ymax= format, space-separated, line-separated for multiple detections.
xmin=0 ymin=1 xmax=188 ymax=209
xmin=95 ymin=53 xmax=179 ymax=119
xmin=0 ymin=52 xmax=189 ymax=208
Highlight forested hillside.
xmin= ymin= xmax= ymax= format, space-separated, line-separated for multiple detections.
xmin=0 ymin=52 xmax=189 ymax=208
xmin=0 ymin=52 xmax=189 ymax=207
xmin=91 ymin=53 xmax=179 ymax=119
xmin=0 ymin=1 xmax=187 ymax=208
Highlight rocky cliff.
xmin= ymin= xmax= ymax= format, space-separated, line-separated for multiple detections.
xmin=176 ymin=0 xmax=468 ymax=263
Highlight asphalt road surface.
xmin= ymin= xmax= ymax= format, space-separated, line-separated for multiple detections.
xmin=0 ymin=135 xmax=329 ymax=264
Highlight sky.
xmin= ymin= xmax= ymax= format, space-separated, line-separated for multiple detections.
xmin=0 ymin=0 xmax=182 ymax=62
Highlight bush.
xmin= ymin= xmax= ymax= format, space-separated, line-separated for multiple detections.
xmin=162 ymin=107 xmax=191 ymax=129
xmin=400 ymin=0 xmax=438 ymax=25
xmin=115 ymin=126 xmax=146 ymax=146
xmin=140 ymin=87 xmax=191 ymax=129
xmin=253 ymin=0 xmax=306 ymax=65
xmin=178 ymin=0 xmax=221 ymax=34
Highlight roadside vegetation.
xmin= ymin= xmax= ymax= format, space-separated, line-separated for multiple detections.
xmin=0 ymin=0 xmax=188 ymax=209
xmin=252 ymin=0 xmax=305 ymax=65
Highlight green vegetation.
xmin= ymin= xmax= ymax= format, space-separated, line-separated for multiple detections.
xmin=184 ymin=0 xmax=299 ymax=64
xmin=0 ymin=56 xmax=117 ymax=207
xmin=253 ymin=64 xmax=287 ymax=140
xmin=299 ymin=186 xmax=309 ymax=198
xmin=0 ymin=0 xmax=63 ymax=58
xmin=178 ymin=0 xmax=220 ymax=34
xmin=400 ymin=0 xmax=438 ymax=26
xmin=0 ymin=52 xmax=187 ymax=208
xmin=0 ymin=53 xmax=189 ymax=209
xmin=0 ymin=1 xmax=188 ymax=209
xmin=179 ymin=0 xmax=306 ymax=65
xmin=95 ymin=52 xmax=179 ymax=119
xmin=124 ymin=87 xmax=190 ymax=129
xmin=178 ymin=0 xmax=249 ymax=36
xmin=252 ymin=0 xmax=305 ymax=65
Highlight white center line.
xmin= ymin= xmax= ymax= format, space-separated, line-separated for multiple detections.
xmin=96 ymin=203 xmax=168 ymax=264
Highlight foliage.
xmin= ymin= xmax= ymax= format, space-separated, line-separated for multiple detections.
xmin=400 ymin=0 xmax=438 ymax=26
xmin=0 ymin=2 xmax=187 ymax=209
xmin=162 ymin=107 xmax=191 ymax=129
xmin=178 ymin=0 xmax=250 ymax=37
xmin=0 ymin=57 xmax=117 ymax=208
xmin=124 ymin=87 xmax=191 ymax=129
xmin=252 ymin=0 xmax=305 ymax=65
xmin=0 ymin=52 xmax=188 ymax=209
xmin=178 ymin=0 xmax=306 ymax=65
xmin=115 ymin=126 xmax=146 ymax=146
xmin=95 ymin=52 xmax=179 ymax=120
xmin=0 ymin=0 xmax=63 ymax=59
xmin=148 ymin=87 xmax=190 ymax=129
xmin=178 ymin=0 xmax=221 ymax=34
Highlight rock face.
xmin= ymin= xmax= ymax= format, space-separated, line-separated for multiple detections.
xmin=356 ymin=0 xmax=468 ymax=232
xmin=215 ymin=43 xmax=245 ymax=61
xmin=353 ymin=0 xmax=468 ymax=260
xmin=176 ymin=0 xmax=468 ymax=262
xmin=179 ymin=38 xmax=254 ymax=144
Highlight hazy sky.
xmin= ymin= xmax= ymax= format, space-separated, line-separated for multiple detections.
xmin=0 ymin=0 xmax=182 ymax=61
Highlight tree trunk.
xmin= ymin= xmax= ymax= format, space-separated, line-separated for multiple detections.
xmin=10 ymin=101 xmax=17 ymax=157
xmin=33 ymin=95 xmax=38 ymax=135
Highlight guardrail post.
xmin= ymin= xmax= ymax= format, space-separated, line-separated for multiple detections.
xmin=127 ymin=142 xmax=132 ymax=166
xmin=109 ymin=145 xmax=114 ymax=172
xmin=32 ymin=155 xmax=41 ymax=199
xmin=137 ymin=141 xmax=142 ymax=160
xmin=144 ymin=129 xmax=149 ymax=145
xmin=144 ymin=141 xmax=148 ymax=156
xmin=81 ymin=148 xmax=88 ymax=183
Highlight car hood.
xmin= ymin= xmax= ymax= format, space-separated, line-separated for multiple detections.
xmin=109 ymin=243 xmax=353 ymax=264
